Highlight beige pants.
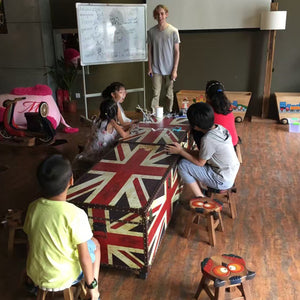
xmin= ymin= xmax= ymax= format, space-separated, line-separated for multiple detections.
xmin=151 ymin=74 xmax=174 ymax=113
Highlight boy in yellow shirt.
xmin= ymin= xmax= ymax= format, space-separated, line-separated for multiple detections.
xmin=24 ymin=154 xmax=100 ymax=299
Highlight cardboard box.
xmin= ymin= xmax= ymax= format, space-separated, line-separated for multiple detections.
xmin=275 ymin=92 xmax=300 ymax=124
xmin=176 ymin=90 xmax=252 ymax=123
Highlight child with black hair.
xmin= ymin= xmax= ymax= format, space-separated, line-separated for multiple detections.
xmin=192 ymin=80 xmax=238 ymax=149
xmin=165 ymin=102 xmax=240 ymax=200
xmin=76 ymin=98 xmax=130 ymax=161
xmin=24 ymin=154 xmax=101 ymax=300
xmin=205 ymin=80 xmax=238 ymax=146
xmin=73 ymin=99 xmax=131 ymax=179
xmin=102 ymin=82 xmax=139 ymax=127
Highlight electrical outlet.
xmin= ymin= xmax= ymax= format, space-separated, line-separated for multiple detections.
xmin=75 ymin=93 xmax=81 ymax=99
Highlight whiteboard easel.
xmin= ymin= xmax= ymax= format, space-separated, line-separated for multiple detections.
xmin=76 ymin=3 xmax=148 ymax=118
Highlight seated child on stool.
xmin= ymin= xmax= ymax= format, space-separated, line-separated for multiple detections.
xmin=165 ymin=102 xmax=240 ymax=201
xmin=73 ymin=99 xmax=131 ymax=178
xmin=24 ymin=155 xmax=101 ymax=300
xmin=102 ymin=82 xmax=139 ymax=128
xmin=205 ymin=80 xmax=238 ymax=147
xmin=192 ymin=80 xmax=238 ymax=149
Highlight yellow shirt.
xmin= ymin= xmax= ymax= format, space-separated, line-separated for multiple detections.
xmin=23 ymin=198 xmax=92 ymax=290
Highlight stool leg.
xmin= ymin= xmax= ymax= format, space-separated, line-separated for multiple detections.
xmin=207 ymin=215 xmax=216 ymax=247
xmin=184 ymin=212 xmax=197 ymax=238
xmin=214 ymin=286 xmax=225 ymax=300
xmin=36 ymin=289 xmax=47 ymax=300
xmin=79 ymin=280 xmax=87 ymax=299
xmin=216 ymin=211 xmax=224 ymax=232
xmin=194 ymin=274 xmax=206 ymax=299
xmin=240 ymin=281 xmax=252 ymax=300
xmin=63 ymin=287 xmax=74 ymax=300
xmin=74 ymin=280 xmax=87 ymax=299
xmin=228 ymin=192 xmax=237 ymax=219
xmin=8 ymin=224 xmax=16 ymax=257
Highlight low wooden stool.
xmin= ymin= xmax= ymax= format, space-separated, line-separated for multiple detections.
xmin=207 ymin=185 xmax=237 ymax=219
xmin=37 ymin=280 xmax=87 ymax=300
xmin=195 ymin=254 xmax=256 ymax=300
xmin=37 ymin=287 xmax=74 ymax=300
xmin=1 ymin=209 xmax=27 ymax=256
xmin=184 ymin=198 xmax=224 ymax=247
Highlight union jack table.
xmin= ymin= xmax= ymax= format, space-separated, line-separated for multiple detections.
xmin=67 ymin=138 xmax=185 ymax=278
xmin=121 ymin=116 xmax=189 ymax=145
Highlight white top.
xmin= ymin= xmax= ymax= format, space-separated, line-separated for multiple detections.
xmin=117 ymin=102 xmax=131 ymax=123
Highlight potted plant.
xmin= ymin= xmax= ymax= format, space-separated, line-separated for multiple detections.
xmin=47 ymin=48 xmax=80 ymax=113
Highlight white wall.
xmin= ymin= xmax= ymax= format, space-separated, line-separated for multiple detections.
xmin=147 ymin=0 xmax=271 ymax=30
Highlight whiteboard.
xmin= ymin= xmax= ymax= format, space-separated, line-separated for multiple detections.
xmin=76 ymin=3 xmax=147 ymax=66
xmin=147 ymin=0 xmax=272 ymax=30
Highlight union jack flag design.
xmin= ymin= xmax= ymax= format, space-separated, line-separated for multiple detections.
xmin=68 ymin=142 xmax=181 ymax=275
xmin=121 ymin=117 xmax=189 ymax=144
xmin=121 ymin=126 xmax=186 ymax=144
xmin=146 ymin=116 xmax=190 ymax=128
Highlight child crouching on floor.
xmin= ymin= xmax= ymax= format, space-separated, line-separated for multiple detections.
xmin=165 ymin=102 xmax=240 ymax=201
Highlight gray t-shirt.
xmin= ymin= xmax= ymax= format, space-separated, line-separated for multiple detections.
xmin=199 ymin=125 xmax=240 ymax=182
xmin=147 ymin=24 xmax=180 ymax=75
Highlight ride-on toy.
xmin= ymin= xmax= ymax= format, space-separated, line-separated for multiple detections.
xmin=0 ymin=97 xmax=56 ymax=144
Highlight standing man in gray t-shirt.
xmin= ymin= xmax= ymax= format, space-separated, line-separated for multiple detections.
xmin=147 ymin=4 xmax=180 ymax=114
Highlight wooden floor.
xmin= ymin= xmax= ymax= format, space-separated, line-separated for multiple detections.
xmin=0 ymin=111 xmax=299 ymax=300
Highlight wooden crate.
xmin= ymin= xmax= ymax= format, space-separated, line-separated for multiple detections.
xmin=226 ymin=91 xmax=252 ymax=123
xmin=176 ymin=90 xmax=252 ymax=123
xmin=176 ymin=90 xmax=205 ymax=111
xmin=275 ymin=92 xmax=300 ymax=124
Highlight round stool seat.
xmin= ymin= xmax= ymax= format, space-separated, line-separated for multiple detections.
xmin=206 ymin=185 xmax=237 ymax=219
xmin=36 ymin=279 xmax=87 ymax=300
xmin=190 ymin=198 xmax=223 ymax=215
xmin=195 ymin=254 xmax=256 ymax=300
xmin=184 ymin=197 xmax=224 ymax=247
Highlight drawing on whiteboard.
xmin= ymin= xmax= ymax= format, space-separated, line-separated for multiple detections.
xmin=76 ymin=4 xmax=147 ymax=65
xmin=109 ymin=9 xmax=130 ymax=59
xmin=96 ymin=41 xmax=104 ymax=58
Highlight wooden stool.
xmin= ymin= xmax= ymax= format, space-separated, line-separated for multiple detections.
xmin=37 ymin=280 xmax=87 ymax=300
xmin=207 ymin=186 xmax=237 ymax=219
xmin=184 ymin=198 xmax=224 ymax=247
xmin=195 ymin=254 xmax=256 ymax=300
xmin=37 ymin=287 xmax=74 ymax=300
xmin=1 ymin=209 xmax=27 ymax=256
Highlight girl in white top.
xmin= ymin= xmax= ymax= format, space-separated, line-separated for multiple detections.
xmin=74 ymin=99 xmax=130 ymax=176
xmin=102 ymin=82 xmax=139 ymax=128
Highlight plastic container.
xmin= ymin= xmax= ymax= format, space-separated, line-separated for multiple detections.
xmin=288 ymin=118 xmax=300 ymax=133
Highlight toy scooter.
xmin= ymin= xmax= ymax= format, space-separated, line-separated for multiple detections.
xmin=0 ymin=97 xmax=56 ymax=144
